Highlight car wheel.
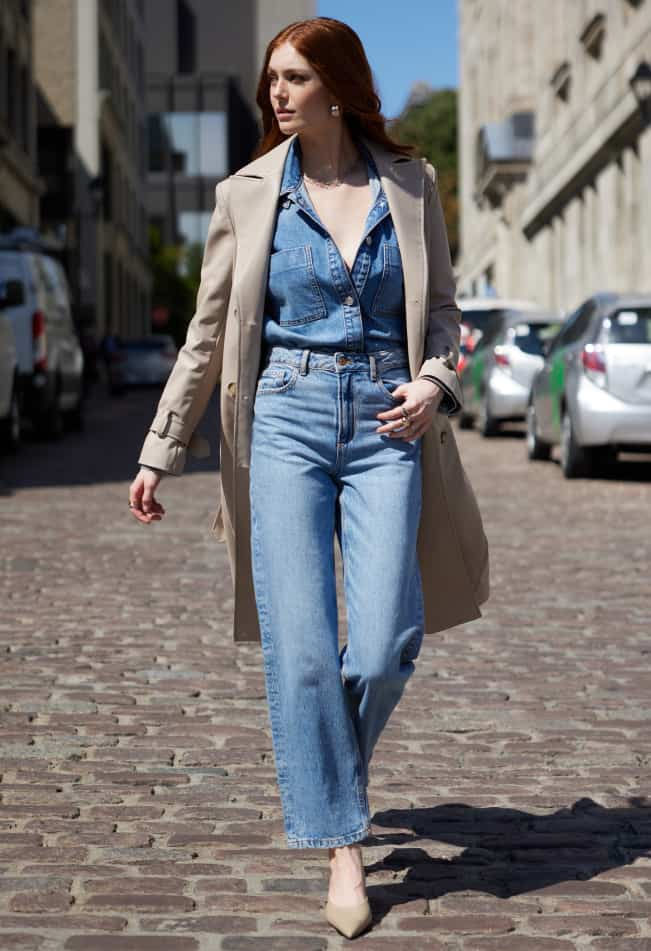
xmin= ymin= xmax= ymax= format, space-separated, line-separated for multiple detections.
xmin=560 ymin=409 xmax=591 ymax=478
xmin=526 ymin=403 xmax=551 ymax=461
xmin=35 ymin=380 xmax=64 ymax=440
xmin=0 ymin=380 xmax=21 ymax=452
xmin=478 ymin=391 xmax=500 ymax=437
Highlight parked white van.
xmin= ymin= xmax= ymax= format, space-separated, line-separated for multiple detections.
xmin=0 ymin=231 xmax=84 ymax=436
xmin=0 ymin=279 xmax=20 ymax=449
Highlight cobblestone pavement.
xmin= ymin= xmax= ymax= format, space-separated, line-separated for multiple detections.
xmin=1 ymin=384 xmax=651 ymax=951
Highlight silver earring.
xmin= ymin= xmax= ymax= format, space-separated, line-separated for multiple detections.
xmin=330 ymin=104 xmax=340 ymax=116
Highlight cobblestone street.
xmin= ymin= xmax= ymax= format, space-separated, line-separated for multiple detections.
xmin=1 ymin=385 xmax=651 ymax=951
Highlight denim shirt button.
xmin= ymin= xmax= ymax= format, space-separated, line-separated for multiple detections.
xmin=365 ymin=236 xmax=372 ymax=245
xmin=344 ymin=295 xmax=354 ymax=306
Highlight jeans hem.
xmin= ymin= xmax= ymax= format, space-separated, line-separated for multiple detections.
xmin=285 ymin=819 xmax=372 ymax=849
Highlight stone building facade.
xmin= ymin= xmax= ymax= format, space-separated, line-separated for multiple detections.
xmin=0 ymin=0 xmax=41 ymax=231
xmin=33 ymin=0 xmax=150 ymax=338
xmin=458 ymin=0 xmax=651 ymax=314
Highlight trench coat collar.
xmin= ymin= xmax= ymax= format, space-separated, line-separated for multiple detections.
xmin=229 ymin=131 xmax=426 ymax=377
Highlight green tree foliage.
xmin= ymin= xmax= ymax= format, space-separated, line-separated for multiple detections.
xmin=389 ymin=87 xmax=459 ymax=260
xmin=148 ymin=225 xmax=200 ymax=347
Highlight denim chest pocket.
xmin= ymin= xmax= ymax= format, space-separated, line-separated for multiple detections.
xmin=372 ymin=243 xmax=405 ymax=317
xmin=267 ymin=245 xmax=327 ymax=326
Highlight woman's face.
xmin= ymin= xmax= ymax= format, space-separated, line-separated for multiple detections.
xmin=267 ymin=42 xmax=335 ymax=134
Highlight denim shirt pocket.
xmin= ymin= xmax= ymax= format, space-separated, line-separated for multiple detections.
xmin=371 ymin=242 xmax=405 ymax=318
xmin=267 ymin=244 xmax=328 ymax=326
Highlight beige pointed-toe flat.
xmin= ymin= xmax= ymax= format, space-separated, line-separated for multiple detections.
xmin=324 ymin=895 xmax=373 ymax=939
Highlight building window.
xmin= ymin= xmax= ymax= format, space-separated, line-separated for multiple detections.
xmin=101 ymin=142 xmax=113 ymax=220
xmin=147 ymin=112 xmax=228 ymax=177
xmin=6 ymin=48 xmax=17 ymax=134
xmin=19 ymin=65 xmax=29 ymax=153
xmin=580 ymin=13 xmax=606 ymax=59
xmin=551 ymin=61 xmax=571 ymax=103
xmin=177 ymin=0 xmax=196 ymax=75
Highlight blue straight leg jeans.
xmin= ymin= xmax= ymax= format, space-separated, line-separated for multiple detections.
xmin=249 ymin=345 xmax=425 ymax=849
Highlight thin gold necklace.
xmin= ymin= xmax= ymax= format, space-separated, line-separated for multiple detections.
xmin=302 ymin=154 xmax=363 ymax=189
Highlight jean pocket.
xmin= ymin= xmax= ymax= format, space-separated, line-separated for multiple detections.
xmin=256 ymin=363 xmax=299 ymax=395
xmin=375 ymin=364 xmax=411 ymax=400
xmin=372 ymin=243 xmax=405 ymax=317
xmin=268 ymin=245 xmax=327 ymax=326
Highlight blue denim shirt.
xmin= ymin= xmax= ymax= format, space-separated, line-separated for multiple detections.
xmin=261 ymin=135 xmax=408 ymax=354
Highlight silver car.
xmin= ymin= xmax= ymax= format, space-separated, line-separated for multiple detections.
xmin=526 ymin=293 xmax=651 ymax=478
xmin=117 ymin=335 xmax=178 ymax=386
xmin=459 ymin=309 xmax=562 ymax=436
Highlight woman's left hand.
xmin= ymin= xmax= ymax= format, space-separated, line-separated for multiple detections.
xmin=375 ymin=378 xmax=444 ymax=441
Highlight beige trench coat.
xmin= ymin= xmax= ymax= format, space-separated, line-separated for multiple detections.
xmin=138 ymin=131 xmax=490 ymax=643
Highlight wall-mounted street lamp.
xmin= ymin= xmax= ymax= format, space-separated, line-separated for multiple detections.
xmin=629 ymin=60 xmax=651 ymax=126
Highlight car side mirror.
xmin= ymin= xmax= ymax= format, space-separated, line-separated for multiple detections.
xmin=0 ymin=279 xmax=25 ymax=309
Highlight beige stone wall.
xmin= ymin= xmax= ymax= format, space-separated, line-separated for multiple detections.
xmin=32 ymin=0 xmax=76 ymax=126
xmin=459 ymin=0 xmax=651 ymax=313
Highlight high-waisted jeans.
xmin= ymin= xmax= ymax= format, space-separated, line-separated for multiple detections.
xmin=249 ymin=345 xmax=425 ymax=849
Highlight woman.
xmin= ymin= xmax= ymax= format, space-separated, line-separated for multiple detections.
xmin=129 ymin=17 xmax=489 ymax=940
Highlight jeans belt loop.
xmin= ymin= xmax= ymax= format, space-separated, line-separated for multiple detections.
xmin=300 ymin=348 xmax=310 ymax=375
xmin=368 ymin=354 xmax=377 ymax=381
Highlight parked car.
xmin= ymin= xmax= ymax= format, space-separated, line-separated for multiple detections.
xmin=456 ymin=297 xmax=541 ymax=378
xmin=0 ymin=230 xmax=84 ymax=436
xmin=526 ymin=292 xmax=651 ymax=477
xmin=459 ymin=309 xmax=563 ymax=435
xmin=0 ymin=280 xmax=21 ymax=450
xmin=115 ymin=335 xmax=178 ymax=387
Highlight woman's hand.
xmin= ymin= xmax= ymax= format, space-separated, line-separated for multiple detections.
xmin=376 ymin=378 xmax=444 ymax=441
xmin=128 ymin=469 xmax=166 ymax=523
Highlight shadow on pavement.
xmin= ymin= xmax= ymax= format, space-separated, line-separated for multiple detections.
xmin=458 ymin=424 xmax=651 ymax=482
xmin=0 ymin=384 xmax=221 ymax=494
xmin=366 ymin=796 xmax=651 ymax=917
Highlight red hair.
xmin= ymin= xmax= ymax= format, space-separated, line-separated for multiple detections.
xmin=252 ymin=17 xmax=416 ymax=160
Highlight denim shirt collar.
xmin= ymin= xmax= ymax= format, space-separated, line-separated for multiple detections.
xmin=279 ymin=135 xmax=382 ymax=207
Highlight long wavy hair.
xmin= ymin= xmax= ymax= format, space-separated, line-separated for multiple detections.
xmin=251 ymin=17 xmax=416 ymax=160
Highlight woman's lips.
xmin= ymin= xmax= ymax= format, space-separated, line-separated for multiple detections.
xmin=277 ymin=111 xmax=294 ymax=118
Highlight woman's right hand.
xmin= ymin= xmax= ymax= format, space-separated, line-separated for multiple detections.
xmin=128 ymin=469 xmax=166 ymax=523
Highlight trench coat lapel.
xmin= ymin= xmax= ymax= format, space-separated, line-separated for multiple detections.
xmin=228 ymin=132 xmax=426 ymax=385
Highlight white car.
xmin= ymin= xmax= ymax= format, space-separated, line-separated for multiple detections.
xmin=0 ymin=231 xmax=84 ymax=437
xmin=0 ymin=280 xmax=20 ymax=449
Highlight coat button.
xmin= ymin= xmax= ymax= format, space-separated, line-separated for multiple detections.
xmin=227 ymin=381 xmax=236 ymax=397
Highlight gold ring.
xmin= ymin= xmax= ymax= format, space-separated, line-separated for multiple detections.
xmin=401 ymin=406 xmax=411 ymax=421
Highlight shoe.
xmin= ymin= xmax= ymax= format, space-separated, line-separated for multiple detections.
xmin=324 ymin=895 xmax=372 ymax=939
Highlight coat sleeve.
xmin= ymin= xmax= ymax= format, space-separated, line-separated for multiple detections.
xmin=417 ymin=162 xmax=463 ymax=416
xmin=137 ymin=180 xmax=235 ymax=475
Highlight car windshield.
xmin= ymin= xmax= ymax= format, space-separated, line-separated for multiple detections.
xmin=507 ymin=320 xmax=563 ymax=356
xmin=602 ymin=309 xmax=651 ymax=344
xmin=459 ymin=309 xmax=507 ymax=352
xmin=460 ymin=309 xmax=506 ymax=335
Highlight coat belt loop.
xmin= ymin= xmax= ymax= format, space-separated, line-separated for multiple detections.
xmin=300 ymin=348 xmax=310 ymax=375
xmin=368 ymin=354 xmax=377 ymax=381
